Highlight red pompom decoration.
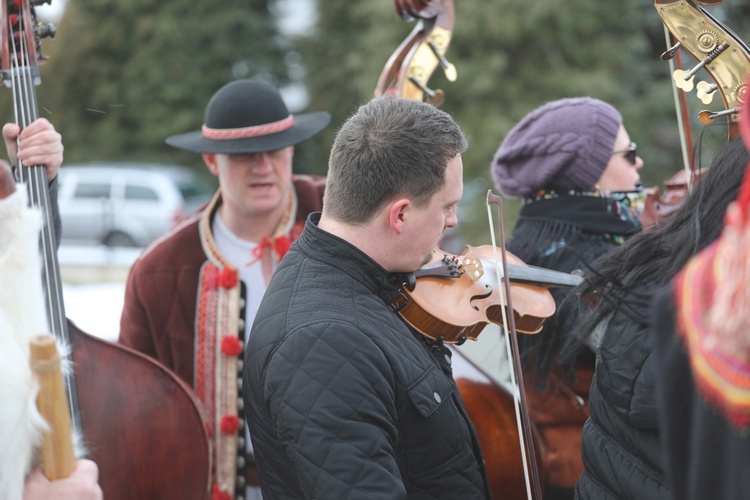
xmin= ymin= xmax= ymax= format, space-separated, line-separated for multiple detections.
xmin=212 ymin=484 xmax=231 ymax=500
xmin=220 ymin=414 xmax=241 ymax=434
xmin=273 ymin=235 xmax=292 ymax=259
xmin=221 ymin=336 xmax=242 ymax=357
xmin=218 ymin=267 xmax=238 ymax=289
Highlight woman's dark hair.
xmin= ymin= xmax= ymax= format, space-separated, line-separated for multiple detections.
xmin=558 ymin=136 xmax=749 ymax=361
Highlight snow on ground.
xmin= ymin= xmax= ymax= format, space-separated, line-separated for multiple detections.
xmin=59 ymin=244 xmax=138 ymax=342
xmin=63 ymin=281 xmax=125 ymax=342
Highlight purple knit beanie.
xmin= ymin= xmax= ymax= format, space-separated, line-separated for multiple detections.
xmin=491 ymin=97 xmax=622 ymax=198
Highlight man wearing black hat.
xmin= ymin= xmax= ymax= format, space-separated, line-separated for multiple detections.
xmin=118 ymin=79 xmax=330 ymax=500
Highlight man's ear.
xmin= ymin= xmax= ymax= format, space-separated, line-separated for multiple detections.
xmin=388 ymin=198 xmax=410 ymax=235
xmin=202 ymin=153 xmax=218 ymax=175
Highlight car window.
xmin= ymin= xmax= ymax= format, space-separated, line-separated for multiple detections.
xmin=74 ymin=182 xmax=110 ymax=200
xmin=125 ymin=184 xmax=159 ymax=201
xmin=176 ymin=177 xmax=213 ymax=200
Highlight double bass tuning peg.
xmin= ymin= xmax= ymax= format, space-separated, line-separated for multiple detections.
xmin=671 ymin=41 xmax=729 ymax=93
xmin=661 ymin=41 xmax=682 ymax=61
xmin=672 ymin=69 xmax=695 ymax=92
xmin=407 ymin=74 xmax=445 ymax=107
xmin=696 ymin=81 xmax=717 ymax=104
xmin=427 ymin=40 xmax=457 ymax=82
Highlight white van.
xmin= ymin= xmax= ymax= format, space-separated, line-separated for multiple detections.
xmin=57 ymin=162 xmax=215 ymax=247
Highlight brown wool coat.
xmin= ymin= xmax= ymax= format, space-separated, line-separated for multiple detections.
xmin=118 ymin=175 xmax=325 ymax=386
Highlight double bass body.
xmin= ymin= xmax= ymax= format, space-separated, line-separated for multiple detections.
xmin=451 ymin=348 xmax=547 ymax=499
xmin=69 ymin=321 xmax=211 ymax=498
xmin=0 ymin=2 xmax=212 ymax=497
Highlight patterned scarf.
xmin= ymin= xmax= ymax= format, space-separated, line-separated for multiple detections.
xmin=519 ymin=187 xmax=646 ymax=244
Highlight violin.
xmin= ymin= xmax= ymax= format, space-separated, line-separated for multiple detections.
xmin=640 ymin=168 xmax=707 ymax=228
xmin=393 ymin=245 xmax=582 ymax=344
xmin=2 ymin=2 xmax=211 ymax=498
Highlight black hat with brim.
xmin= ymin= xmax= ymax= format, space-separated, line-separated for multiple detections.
xmin=166 ymin=79 xmax=331 ymax=154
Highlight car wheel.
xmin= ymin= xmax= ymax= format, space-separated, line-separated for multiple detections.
xmin=104 ymin=231 xmax=137 ymax=248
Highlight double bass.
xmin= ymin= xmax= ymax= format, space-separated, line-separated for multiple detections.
xmin=2 ymin=2 xmax=211 ymax=497
xmin=643 ymin=0 xmax=750 ymax=226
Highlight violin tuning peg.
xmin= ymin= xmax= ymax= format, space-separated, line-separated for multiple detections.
xmin=660 ymin=41 xmax=682 ymax=61
xmin=696 ymin=81 xmax=717 ymax=104
xmin=673 ymin=69 xmax=695 ymax=92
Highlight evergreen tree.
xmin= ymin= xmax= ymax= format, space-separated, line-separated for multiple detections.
xmin=27 ymin=0 xmax=289 ymax=173
xmin=299 ymin=0 xmax=749 ymax=242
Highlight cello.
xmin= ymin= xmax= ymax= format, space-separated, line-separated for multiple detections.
xmin=1 ymin=2 xmax=211 ymax=498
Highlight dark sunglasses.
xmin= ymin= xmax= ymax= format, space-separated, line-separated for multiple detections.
xmin=611 ymin=142 xmax=637 ymax=166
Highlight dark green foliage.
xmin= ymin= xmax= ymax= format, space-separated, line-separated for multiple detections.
xmin=4 ymin=0 xmax=749 ymax=241
xmin=300 ymin=0 xmax=749 ymax=242
xmin=25 ymin=0 xmax=288 ymax=175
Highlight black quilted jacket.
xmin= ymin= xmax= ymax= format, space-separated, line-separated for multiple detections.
xmin=243 ymin=213 xmax=491 ymax=499
xmin=574 ymin=292 xmax=668 ymax=499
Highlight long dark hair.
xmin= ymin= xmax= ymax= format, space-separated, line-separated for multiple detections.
xmin=559 ymin=136 xmax=749 ymax=356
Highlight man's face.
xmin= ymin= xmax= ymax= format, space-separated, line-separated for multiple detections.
xmin=404 ymin=155 xmax=463 ymax=271
xmin=204 ymin=146 xmax=294 ymax=219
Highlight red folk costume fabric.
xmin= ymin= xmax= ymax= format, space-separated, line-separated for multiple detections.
xmin=673 ymin=100 xmax=750 ymax=429
xmin=195 ymin=187 xmax=302 ymax=496
xmin=119 ymin=175 xmax=325 ymax=499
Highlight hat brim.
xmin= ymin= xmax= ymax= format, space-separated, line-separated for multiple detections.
xmin=165 ymin=112 xmax=331 ymax=154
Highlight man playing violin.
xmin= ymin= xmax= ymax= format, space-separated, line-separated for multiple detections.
xmin=243 ymin=96 xmax=492 ymax=498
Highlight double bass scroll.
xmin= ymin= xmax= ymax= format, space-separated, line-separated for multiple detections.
xmin=374 ymin=0 xmax=457 ymax=106
xmin=655 ymin=0 xmax=750 ymax=138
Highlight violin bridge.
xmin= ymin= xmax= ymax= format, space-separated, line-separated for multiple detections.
xmin=460 ymin=252 xmax=484 ymax=282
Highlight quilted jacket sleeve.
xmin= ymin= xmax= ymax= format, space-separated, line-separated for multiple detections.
xmin=262 ymin=322 xmax=406 ymax=498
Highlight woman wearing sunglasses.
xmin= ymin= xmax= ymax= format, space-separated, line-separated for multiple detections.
xmin=488 ymin=97 xmax=645 ymax=500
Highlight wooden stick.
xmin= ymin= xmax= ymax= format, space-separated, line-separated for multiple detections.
xmin=30 ymin=334 xmax=75 ymax=480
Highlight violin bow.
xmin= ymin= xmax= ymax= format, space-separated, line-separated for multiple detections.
xmin=485 ymin=191 xmax=543 ymax=500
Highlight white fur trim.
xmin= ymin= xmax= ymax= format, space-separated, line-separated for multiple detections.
xmin=0 ymin=188 xmax=53 ymax=499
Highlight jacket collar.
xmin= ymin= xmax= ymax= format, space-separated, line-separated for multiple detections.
xmin=298 ymin=213 xmax=402 ymax=306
